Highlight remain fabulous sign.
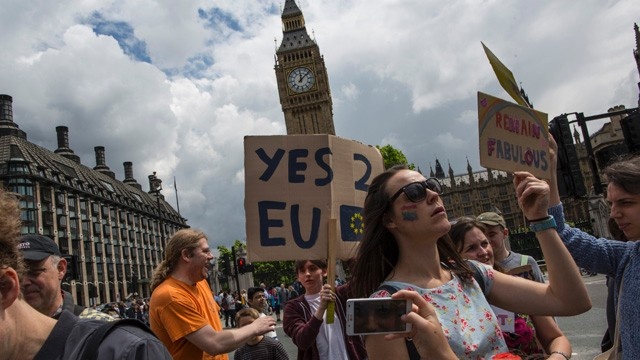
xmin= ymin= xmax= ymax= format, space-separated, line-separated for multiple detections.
xmin=478 ymin=92 xmax=551 ymax=179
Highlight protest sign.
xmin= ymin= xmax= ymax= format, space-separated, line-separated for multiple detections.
xmin=478 ymin=92 xmax=551 ymax=179
xmin=244 ymin=135 xmax=384 ymax=262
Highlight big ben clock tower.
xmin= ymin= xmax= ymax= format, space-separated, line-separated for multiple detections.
xmin=275 ymin=0 xmax=335 ymax=135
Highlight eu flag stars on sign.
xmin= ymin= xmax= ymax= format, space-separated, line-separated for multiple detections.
xmin=340 ymin=205 xmax=364 ymax=241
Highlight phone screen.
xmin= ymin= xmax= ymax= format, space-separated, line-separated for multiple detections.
xmin=347 ymin=298 xmax=411 ymax=335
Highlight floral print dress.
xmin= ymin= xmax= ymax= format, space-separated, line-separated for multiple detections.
xmin=370 ymin=262 xmax=508 ymax=360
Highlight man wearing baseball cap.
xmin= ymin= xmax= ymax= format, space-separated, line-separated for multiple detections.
xmin=18 ymin=234 xmax=113 ymax=320
xmin=1 ymin=187 xmax=171 ymax=360
xmin=476 ymin=211 xmax=545 ymax=282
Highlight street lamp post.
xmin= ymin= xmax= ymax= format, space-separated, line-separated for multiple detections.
xmin=232 ymin=245 xmax=241 ymax=293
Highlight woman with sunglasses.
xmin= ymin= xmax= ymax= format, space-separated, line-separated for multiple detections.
xmin=449 ymin=217 xmax=572 ymax=360
xmin=349 ymin=165 xmax=590 ymax=359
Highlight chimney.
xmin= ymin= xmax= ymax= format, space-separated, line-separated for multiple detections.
xmin=56 ymin=126 xmax=70 ymax=149
xmin=124 ymin=161 xmax=134 ymax=180
xmin=53 ymin=126 xmax=80 ymax=163
xmin=0 ymin=94 xmax=27 ymax=139
xmin=93 ymin=146 xmax=115 ymax=178
xmin=123 ymin=161 xmax=142 ymax=190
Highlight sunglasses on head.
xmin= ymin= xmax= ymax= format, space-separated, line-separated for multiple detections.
xmin=389 ymin=178 xmax=443 ymax=204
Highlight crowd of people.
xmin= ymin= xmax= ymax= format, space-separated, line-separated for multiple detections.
xmin=91 ymin=296 xmax=150 ymax=323
xmin=212 ymin=282 xmax=302 ymax=329
xmin=2 ymin=141 xmax=640 ymax=359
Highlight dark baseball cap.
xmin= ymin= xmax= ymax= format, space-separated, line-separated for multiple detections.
xmin=17 ymin=234 xmax=61 ymax=261
xmin=476 ymin=212 xmax=506 ymax=229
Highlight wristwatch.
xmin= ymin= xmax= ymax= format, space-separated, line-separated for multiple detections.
xmin=529 ymin=215 xmax=556 ymax=232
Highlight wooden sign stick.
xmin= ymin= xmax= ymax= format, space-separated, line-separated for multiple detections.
xmin=326 ymin=218 xmax=337 ymax=324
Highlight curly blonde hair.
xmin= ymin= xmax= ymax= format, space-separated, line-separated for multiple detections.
xmin=0 ymin=187 xmax=25 ymax=277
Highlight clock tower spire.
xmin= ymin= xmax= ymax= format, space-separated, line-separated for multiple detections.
xmin=275 ymin=0 xmax=335 ymax=135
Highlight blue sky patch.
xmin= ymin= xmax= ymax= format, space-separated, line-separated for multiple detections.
xmin=198 ymin=7 xmax=242 ymax=32
xmin=183 ymin=54 xmax=215 ymax=78
xmin=84 ymin=12 xmax=151 ymax=63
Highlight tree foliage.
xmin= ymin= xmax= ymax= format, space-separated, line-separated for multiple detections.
xmin=377 ymin=144 xmax=415 ymax=170
xmin=216 ymin=240 xmax=296 ymax=289
xmin=252 ymin=261 xmax=296 ymax=288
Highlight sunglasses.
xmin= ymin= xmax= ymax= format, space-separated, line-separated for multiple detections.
xmin=389 ymin=178 xmax=443 ymax=204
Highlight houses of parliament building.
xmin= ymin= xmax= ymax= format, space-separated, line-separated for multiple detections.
xmin=272 ymin=1 xmax=640 ymax=256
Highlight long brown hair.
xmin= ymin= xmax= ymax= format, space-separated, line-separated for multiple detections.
xmin=150 ymin=228 xmax=206 ymax=292
xmin=349 ymin=165 xmax=472 ymax=298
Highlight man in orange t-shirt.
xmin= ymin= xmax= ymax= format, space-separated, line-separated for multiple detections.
xmin=149 ymin=229 xmax=276 ymax=360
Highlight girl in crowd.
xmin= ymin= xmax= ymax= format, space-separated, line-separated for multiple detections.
xmin=449 ymin=217 xmax=571 ymax=359
xmin=349 ymin=165 xmax=590 ymax=359
xmin=547 ymin=139 xmax=640 ymax=358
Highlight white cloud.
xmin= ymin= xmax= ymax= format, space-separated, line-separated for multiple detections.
xmin=435 ymin=132 xmax=466 ymax=150
xmin=456 ymin=110 xmax=477 ymax=125
xmin=341 ymin=83 xmax=360 ymax=101
xmin=2 ymin=0 xmax=639 ymax=248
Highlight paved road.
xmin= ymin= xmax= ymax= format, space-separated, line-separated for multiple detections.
xmin=556 ymin=273 xmax=608 ymax=360
xmin=226 ymin=274 xmax=609 ymax=359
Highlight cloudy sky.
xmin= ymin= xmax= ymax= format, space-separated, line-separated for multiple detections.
xmin=2 ymin=0 xmax=639 ymax=250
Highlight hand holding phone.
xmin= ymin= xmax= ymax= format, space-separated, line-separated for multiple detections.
xmin=384 ymin=290 xmax=457 ymax=359
xmin=346 ymin=297 xmax=412 ymax=336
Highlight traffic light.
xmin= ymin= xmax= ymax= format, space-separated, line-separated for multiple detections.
xmin=620 ymin=111 xmax=640 ymax=154
xmin=549 ymin=116 xmax=587 ymax=197
xmin=237 ymin=257 xmax=246 ymax=274
xmin=221 ymin=254 xmax=231 ymax=276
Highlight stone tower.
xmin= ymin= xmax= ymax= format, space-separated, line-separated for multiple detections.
xmin=274 ymin=0 xmax=335 ymax=135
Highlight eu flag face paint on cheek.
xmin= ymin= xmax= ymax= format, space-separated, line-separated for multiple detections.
xmin=400 ymin=204 xmax=418 ymax=221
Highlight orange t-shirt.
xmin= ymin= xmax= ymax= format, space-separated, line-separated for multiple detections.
xmin=150 ymin=277 xmax=226 ymax=360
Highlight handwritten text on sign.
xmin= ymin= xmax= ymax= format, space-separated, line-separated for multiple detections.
xmin=244 ymin=135 xmax=384 ymax=262
xmin=478 ymin=92 xmax=551 ymax=179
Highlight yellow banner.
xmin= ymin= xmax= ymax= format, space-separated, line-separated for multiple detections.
xmin=481 ymin=42 xmax=530 ymax=108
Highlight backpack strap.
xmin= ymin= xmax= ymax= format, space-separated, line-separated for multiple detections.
xmin=375 ymin=284 xmax=421 ymax=360
xmin=80 ymin=319 xmax=156 ymax=360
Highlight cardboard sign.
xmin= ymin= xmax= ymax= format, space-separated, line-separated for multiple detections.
xmin=491 ymin=305 xmax=516 ymax=333
xmin=506 ymin=265 xmax=535 ymax=280
xmin=478 ymin=92 xmax=551 ymax=179
xmin=244 ymin=135 xmax=384 ymax=262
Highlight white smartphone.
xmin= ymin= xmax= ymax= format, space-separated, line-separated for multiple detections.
xmin=346 ymin=298 xmax=412 ymax=336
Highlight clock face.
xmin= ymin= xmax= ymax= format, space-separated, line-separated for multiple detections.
xmin=287 ymin=67 xmax=315 ymax=93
